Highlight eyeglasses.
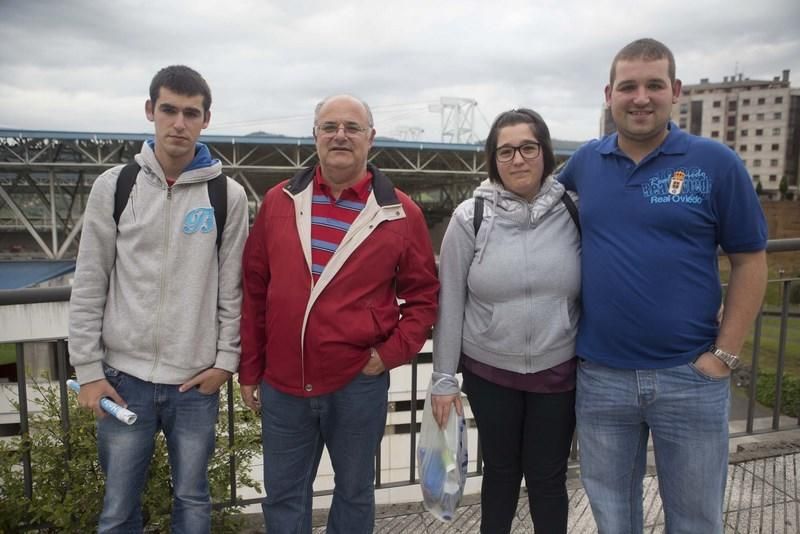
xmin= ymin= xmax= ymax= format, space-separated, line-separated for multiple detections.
xmin=315 ymin=122 xmax=371 ymax=137
xmin=495 ymin=142 xmax=541 ymax=163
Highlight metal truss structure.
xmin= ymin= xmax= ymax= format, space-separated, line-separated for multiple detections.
xmin=0 ymin=129 xmax=577 ymax=259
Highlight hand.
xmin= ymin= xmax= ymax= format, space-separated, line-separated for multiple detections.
xmin=431 ymin=393 xmax=463 ymax=429
xmin=77 ymin=379 xmax=127 ymax=419
xmin=361 ymin=348 xmax=386 ymax=376
xmin=694 ymin=352 xmax=732 ymax=378
xmin=179 ymin=368 xmax=232 ymax=395
xmin=240 ymin=384 xmax=261 ymax=412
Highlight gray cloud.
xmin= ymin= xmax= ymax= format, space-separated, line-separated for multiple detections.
xmin=1 ymin=0 xmax=798 ymax=142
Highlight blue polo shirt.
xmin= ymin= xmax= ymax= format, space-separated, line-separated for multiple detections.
xmin=559 ymin=123 xmax=767 ymax=369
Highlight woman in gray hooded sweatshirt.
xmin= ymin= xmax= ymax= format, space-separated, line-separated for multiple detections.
xmin=431 ymin=108 xmax=580 ymax=534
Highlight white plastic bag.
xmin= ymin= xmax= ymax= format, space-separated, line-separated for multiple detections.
xmin=417 ymin=383 xmax=468 ymax=522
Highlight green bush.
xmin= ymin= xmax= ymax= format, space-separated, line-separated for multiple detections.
xmin=0 ymin=377 xmax=262 ymax=533
xmin=789 ymin=282 xmax=800 ymax=306
xmin=756 ymin=371 xmax=800 ymax=418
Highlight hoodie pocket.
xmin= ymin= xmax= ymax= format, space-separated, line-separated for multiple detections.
xmin=472 ymin=302 xmax=528 ymax=355
xmin=528 ymin=296 xmax=574 ymax=355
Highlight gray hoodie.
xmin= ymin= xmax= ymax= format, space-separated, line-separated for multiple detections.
xmin=68 ymin=142 xmax=249 ymax=385
xmin=431 ymin=176 xmax=581 ymax=395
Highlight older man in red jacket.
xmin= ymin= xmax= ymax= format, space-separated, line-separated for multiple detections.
xmin=239 ymin=94 xmax=439 ymax=534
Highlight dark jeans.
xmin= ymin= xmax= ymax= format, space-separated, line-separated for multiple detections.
xmin=463 ymin=367 xmax=576 ymax=534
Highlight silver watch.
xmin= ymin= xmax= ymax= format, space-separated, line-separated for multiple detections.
xmin=709 ymin=344 xmax=741 ymax=370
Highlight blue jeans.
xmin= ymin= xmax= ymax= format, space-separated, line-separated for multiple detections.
xmin=259 ymin=372 xmax=389 ymax=534
xmin=97 ymin=366 xmax=219 ymax=534
xmin=576 ymin=359 xmax=730 ymax=534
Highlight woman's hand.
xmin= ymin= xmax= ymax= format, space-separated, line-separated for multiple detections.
xmin=431 ymin=393 xmax=464 ymax=428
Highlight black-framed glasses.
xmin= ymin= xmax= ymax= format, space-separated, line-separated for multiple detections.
xmin=495 ymin=142 xmax=541 ymax=163
xmin=315 ymin=122 xmax=370 ymax=137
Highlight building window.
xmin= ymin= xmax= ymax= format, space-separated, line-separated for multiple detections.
xmin=679 ymin=119 xmax=687 ymax=129
xmin=711 ymin=130 xmax=720 ymax=138
xmin=755 ymin=128 xmax=763 ymax=136
xmin=772 ymin=143 xmax=780 ymax=151
xmin=756 ymin=113 xmax=765 ymax=121
xmin=775 ymin=96 xmax=783 ymax=104
xmin=739 ymin=144 xmax=747 ymax=152
xmin=755 ymin=144 xmax=762 ymax=151
xmin=726 ymin=130 xmax=736 ymax=141
xmin=742 ymin=114 xmax=749 ymax=121
xmin=728 ymin=101 xmax=737 ymax=111
xmin=680 ymin=103 xmax=688 ymax=114
xmin=753 ymin=174 xmax=760 ymax=181
xmin=757 ymin=97 xmax=766 ymax=105
xmin=769 ymin=175 xmax=777 ymax=182
xmin=773 ymin=127 xmax=781 ymax=135
xmin=712 ymin=116 xmax=721 ymax=123
xmin=741 ymin=129 xmax=748 ymax=137
xmin=753 ymin=159 xmax=761 ymax=167
xmin=770 ymin=159 xmax=779 ymax=167
xmin=713 ymin=100 xmax=721 ymax=108
xmin=774 ymin=112 xmax=782 ymax=120
xmin=727 ymin=116 xmax=736 ymax=126
xmin=743 ymin=98 xmax=750 ymax=105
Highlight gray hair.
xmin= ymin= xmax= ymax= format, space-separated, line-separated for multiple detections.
xmin=313 ymin=94 xmax=374 ymax=127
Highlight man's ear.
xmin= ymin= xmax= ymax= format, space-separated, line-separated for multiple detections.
xmin=672 ymin=79 xmax=683 ymax=103
xmin=202 ymin=110 xmax=211 ymax=129
xmin=145 ymin=100 xmax=155 ymax=122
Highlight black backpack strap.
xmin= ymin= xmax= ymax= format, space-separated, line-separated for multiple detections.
xmin=207 ymin=174 xmax=228 ymax=250
xmin=114 ymin=162 xmax=140 ymax=225
xmin=560 ymin=192 xmax=581 ymax=236
xmin=472 ymin=196 xmax=484 ymax=236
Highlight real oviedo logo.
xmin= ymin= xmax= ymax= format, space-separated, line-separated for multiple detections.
xmin=641 ymin=167 xmax=710 ymax=205
xmin=183 ymin=207 xmax=215 ymax=234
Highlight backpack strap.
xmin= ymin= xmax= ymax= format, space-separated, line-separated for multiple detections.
xmin=472 ymin=196 xmax=484 ymax=236
xmin=473 ymin=193 xmax=580 ymax=236
xmin=206 ymin=174 xmax=227 ymax=250
xmin=113 ymin=162 xmax=140 ymax=225
xmin=113 ymin=162 xmax=228 ymax=250
xmin=560 ymin=192 xmax=581 ymax=236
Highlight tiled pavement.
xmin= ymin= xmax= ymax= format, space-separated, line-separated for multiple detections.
xmin=242 ymin=439 xmax=800 ymax=533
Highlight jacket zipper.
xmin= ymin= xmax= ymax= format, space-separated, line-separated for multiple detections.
xmin=149 ymin=185 xmax=173 ymax=381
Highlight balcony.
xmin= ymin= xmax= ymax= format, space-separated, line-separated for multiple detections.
xmin=1 ymin=239 xmax=799 ymax=532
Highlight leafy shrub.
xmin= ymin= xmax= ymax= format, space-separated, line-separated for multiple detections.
xmin=756 ymin=371 xmax=800 ymax=418
xmin=789 ymin=282 xmax=800 ymax=306
xmin=0 ymin=377 xmax=262 ymax=533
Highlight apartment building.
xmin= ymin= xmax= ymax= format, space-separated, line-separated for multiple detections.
xmin=600 ymin=69 xmax=800 ymax=198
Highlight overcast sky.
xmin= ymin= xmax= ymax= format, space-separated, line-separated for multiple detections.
xmin=1 ymin=0 xmax=798 ymax=143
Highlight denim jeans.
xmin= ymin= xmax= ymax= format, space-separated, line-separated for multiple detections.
xmin=259 ymin=372 xmax=389 ymax=534
xmin=97 ymin=366 xmax=219 ymax=534
xmin=462 ymin=367 xmax=575 ymax=534
xmin=576 ymin=358 xmax=730 ymax=534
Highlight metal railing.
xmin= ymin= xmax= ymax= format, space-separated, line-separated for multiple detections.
xmin=1 ymin=237 xmax=798 ymax=513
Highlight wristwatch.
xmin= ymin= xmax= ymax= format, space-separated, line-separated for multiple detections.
xmin=708 ymin=344 xmax=741 ymax=370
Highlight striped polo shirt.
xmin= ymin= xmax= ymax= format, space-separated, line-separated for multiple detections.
xmin=310 ymin=166 xmax=373 ymax=282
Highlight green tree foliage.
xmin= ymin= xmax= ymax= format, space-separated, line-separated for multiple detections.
xmin=0 ymin=378 xmax=262 ymax=533
xmin=756 ymin=371 xmax=800 ymax=418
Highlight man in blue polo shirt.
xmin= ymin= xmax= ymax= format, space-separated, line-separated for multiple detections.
xmin=559 ymin=38 xmax=768 ymax=533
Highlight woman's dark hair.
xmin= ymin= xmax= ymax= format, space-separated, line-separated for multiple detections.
xmin=484 ymin=108 xmax=555 ymax=185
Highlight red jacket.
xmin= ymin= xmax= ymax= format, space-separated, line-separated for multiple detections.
xmin=239 ymin=165 xmax=439 ymax=397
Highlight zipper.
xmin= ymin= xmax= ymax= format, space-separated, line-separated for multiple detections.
xmin=149 ymin=184 xmax=173 ymax=381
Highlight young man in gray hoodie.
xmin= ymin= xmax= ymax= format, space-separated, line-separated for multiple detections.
xmin=68 ymin=65 xmax=249 ymax=533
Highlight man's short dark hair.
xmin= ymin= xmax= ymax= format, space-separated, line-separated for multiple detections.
xmin=149 ymin=65 xmax=212 ymax=116
xmin=484 ymin=108 xmax=556 ymax=185
xmin=610 ymin=38 xmax=676 ymax=85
